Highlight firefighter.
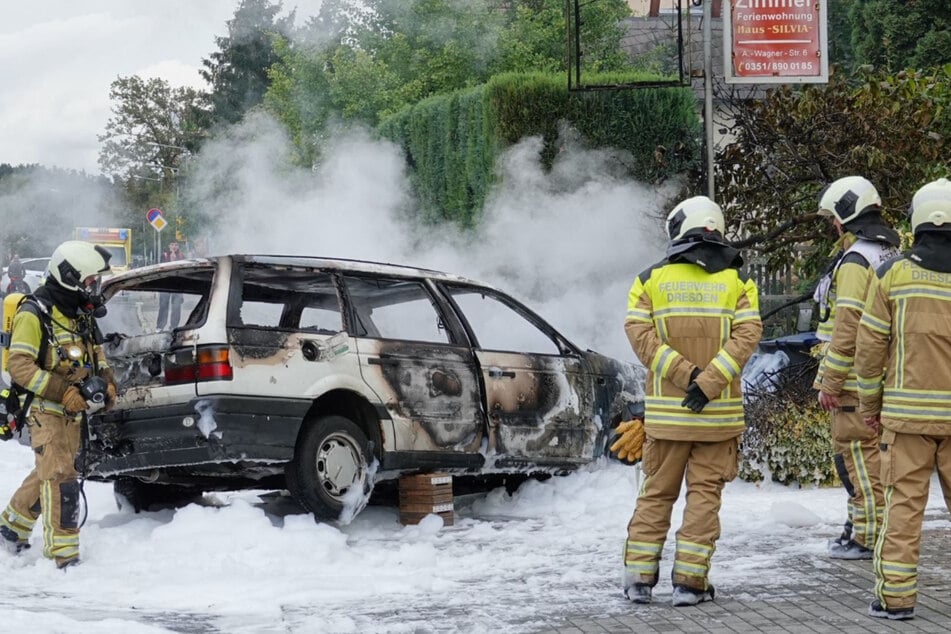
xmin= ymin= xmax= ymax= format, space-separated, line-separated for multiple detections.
xmin=618 ymin=195 xmax=762 ymax=606
xmin=0 ymin=240 xmax=117 ymax=569
xmin=855 ymin=177 xmax=951 ymax=620
xmin=813 ymin=176 xmax=899 ymax=559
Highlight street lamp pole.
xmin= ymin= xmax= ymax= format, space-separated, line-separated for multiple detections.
xmin=703 ymin=0 xmax=715 ymax=199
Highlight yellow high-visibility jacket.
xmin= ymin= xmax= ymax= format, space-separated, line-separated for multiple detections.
xmin=625 ymin=260 xmax=762 ymax=442
xmin=814 ymin=236 xmax=897 ymax=396
xmin=8 ymin=301 xmax=111 ymax=416
xmin=855 ymin=256 xmax=951 ymax=436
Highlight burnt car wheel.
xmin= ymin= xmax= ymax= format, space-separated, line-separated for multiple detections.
xmin=114 ymin=477 xmax=201 ymax=513
xmin=286 ymin=415 xmax=371 ymax=522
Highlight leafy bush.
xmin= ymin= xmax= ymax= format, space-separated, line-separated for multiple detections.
xmin=740 ymin=359 xmax=837 ymax=486
xmin=378 ymin=72 xmax=700 ymax=225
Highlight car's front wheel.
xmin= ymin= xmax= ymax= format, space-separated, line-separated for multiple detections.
xmin=286 ymin=415 xmax=371 ymax=523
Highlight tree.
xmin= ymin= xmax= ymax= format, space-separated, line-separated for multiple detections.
xmin=849 ymin=0 xmax=951 ymax=71
xmin=264 ymin=0 xmax=632 ymax=164
xmin=201 ymin=0 xmax=296 ymax=128
xmin=716 ymin=66 xmax=951 ymax=278
xmin=98 ymin=75 xmax=207 ymax=187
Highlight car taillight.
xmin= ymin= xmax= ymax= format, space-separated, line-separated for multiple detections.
xmin=164 ymin=346 xmax=233 ymax=385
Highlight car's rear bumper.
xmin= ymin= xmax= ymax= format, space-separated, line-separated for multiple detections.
xmin=86 ymin=395 xmax=311 ymax=478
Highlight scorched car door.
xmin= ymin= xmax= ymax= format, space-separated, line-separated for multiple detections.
xmin=341 ymin=275 xmax=485 ymax=454
xmin=442 ymin=285 xmax=593 ymax=462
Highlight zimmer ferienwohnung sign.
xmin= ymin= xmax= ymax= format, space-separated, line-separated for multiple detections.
xmin=724 ymin=0 xmax=829 ymax=84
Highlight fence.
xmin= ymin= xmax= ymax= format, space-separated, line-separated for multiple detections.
xmin=743 ymin=255 xmax=813 ymax=339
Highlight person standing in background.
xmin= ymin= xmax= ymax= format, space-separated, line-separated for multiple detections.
xmin=618 ymin=195 xmax=762 ymax=607
xmin=813 ymin=176 xmax=899 ymax=560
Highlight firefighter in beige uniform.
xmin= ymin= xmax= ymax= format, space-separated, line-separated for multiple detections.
xmin=813 ymin=176 xmax=899 ymax=559
xmin=855 ymin=178 xmax=951 ymax=621
xmin=0 ymin=241 xmax=116 ymax=569
xmin=619 ymin=196 xmax=762 ymax=606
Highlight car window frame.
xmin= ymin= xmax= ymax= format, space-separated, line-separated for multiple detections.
xmin=437 ymin=282 xmax=580 ymax=357
xmin=337 ymin=272 xmax=471 ymax=347
xmin=100 ymin=262 xmax=218 ymax=334
xmin=227 ymin=262 xmax=345 ymax=332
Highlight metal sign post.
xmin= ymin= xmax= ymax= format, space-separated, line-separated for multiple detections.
xmin=147 ymin=208 xmax=167 ymax=264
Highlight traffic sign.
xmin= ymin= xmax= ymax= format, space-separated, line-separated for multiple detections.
xmin=147 ymin=208 xmax=167 ymax=232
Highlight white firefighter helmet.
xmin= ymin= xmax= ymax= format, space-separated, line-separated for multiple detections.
xmin=817 ymin=176 xmax=881 ymax=225
xmin=911 ymin=177 xmax=951 ymax=234
xmin=46 ymin=240 xmax=112 ymax=291
xmin=666 ymin=195 xmax=724 ymax=242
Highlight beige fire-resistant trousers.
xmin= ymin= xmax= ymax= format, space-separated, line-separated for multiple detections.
xmin=623 ymin=435 xmax=739 ymax=592
xmin=831 ymin=394 xmax=884 ymax=549
xmin=874 ymin=430 xmax=951 ymax=611
xmin=0 ymin=410 xmax=81 ymax=563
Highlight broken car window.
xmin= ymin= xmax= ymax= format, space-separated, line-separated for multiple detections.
xmin=342 ymin=275 xmax=452 ymax=344
xmin=233 ymin=265 xmax=342 ymax=330
xmin=100 ymin=271 xmax=211 ymax=336
xmin=444 ymin=286 xmax=560 ymax=355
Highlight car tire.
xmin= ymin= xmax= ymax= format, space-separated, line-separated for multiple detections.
xmin=286 ymin=415 xmax=371 ymax=523
xmin=113 ymin=477 xmax=200 ymax=513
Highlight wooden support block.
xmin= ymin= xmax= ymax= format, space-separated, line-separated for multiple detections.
xmin=399 ymin=472 xmax=454 ymax=526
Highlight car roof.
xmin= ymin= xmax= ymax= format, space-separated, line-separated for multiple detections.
xmin=103 ymin=254 xmax=495 ymax=291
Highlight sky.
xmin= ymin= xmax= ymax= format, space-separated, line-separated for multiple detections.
xmin=0 ymin=1 xmax=324 ymax=173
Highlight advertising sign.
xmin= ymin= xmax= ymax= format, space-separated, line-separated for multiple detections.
xmin=724 ymin=0 xmax=828 ymax=84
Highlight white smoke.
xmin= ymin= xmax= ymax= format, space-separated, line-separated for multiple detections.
xmin=179 ymin=111 xmax=674 ymax=360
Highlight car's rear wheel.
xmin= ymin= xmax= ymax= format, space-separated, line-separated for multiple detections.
xmin=286 ymin=415 xmax=371 ymax=522
xmin=113 ymin=477 xmax=200 ymax=512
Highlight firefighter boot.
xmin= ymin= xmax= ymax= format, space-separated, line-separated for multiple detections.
xmin=828 ymin=539 xmax=873 ymax=560
xmin=868 ymin=600 xmax=914 ymax=620
xmin=0 ymin=525 xmax=29 ymax=554
xmin=56 ymin=556 xmax=80 ymax=570
xmin=671 ymin=584 xmax=715 ymax=607
xmin=624 ymin=583 xmax=652 ymax=604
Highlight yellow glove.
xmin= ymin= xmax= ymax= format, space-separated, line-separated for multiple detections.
xmin=62 ymin=386 xmax=88 ymax=414
xmin=610 ymin=418 xmax=645 ymax=463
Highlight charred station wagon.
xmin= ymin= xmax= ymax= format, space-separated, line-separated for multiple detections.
xmin=88 ymin=255 xmax=644 ymax=521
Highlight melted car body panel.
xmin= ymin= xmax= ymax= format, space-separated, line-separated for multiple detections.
xmin=354 ymin=338 xmax=485 ymax=452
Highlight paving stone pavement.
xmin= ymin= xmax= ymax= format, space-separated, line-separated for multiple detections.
xmin=536 ymin=519 xmax=951 ymax=633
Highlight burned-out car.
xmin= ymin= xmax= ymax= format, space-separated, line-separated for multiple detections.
xmin=88 ymin=255 xmax=644 ymax=521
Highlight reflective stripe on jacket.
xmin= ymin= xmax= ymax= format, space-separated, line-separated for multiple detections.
xmin=624 ymin=260 xmax=762 ymax=442
xmin=855 ymin=256 xmax=951 ymax=435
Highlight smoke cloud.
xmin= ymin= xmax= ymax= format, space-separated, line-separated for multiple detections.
xmin=182 ymin=112 xmax=673 ymax=360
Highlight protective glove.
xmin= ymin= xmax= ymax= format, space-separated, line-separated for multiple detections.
xmin=682 ymin=382 xmax=709 ymax=413
xmin=690 ymin=367 xmax=701 ymax=383
xmin=62 ymin=386 xmax=88 ymax=414
xmin=105 ymin=382 xmax=118 ymax=411
xmin=609 ymin=418 xmax=645 ymax=463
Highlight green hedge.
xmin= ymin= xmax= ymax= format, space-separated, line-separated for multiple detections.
xmin=378 ymin=72 xmax=700 ymax=225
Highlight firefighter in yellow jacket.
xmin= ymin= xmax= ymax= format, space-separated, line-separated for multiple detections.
xmin=619 ymin=195 xmax=762 ymax=606
xmin=0 ymin=241 xmax=117 ymax=569
xmin=813 ymin=176 xmax=899 ymax=559
xmin=855 ymin=178 xmax=951 ymax=621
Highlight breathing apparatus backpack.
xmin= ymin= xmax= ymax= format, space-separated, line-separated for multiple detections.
xmin=1 ymin=293 xmax=53 ymax=440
